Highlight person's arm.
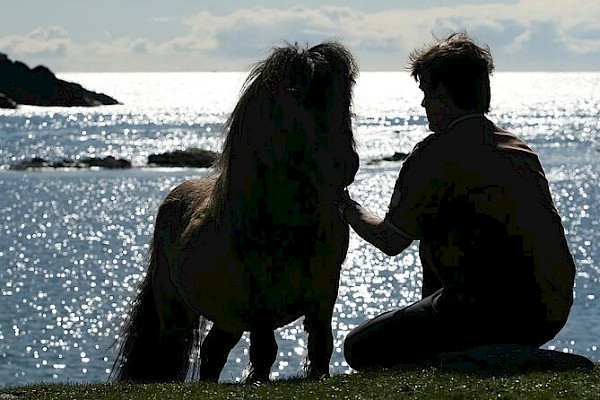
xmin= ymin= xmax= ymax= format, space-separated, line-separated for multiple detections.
xmin=338 ymin=195 xmax=412 ymax=256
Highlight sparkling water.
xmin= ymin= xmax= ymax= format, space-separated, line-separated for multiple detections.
xmin=0 ymin=72 xmax=598 ymax=386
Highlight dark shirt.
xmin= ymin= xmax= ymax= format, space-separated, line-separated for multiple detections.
xmin=384 ymin=116 xmax=575 ymax=324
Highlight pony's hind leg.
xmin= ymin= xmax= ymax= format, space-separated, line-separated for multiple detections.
xmin=304 ymin=305 xmax=334 ymax=379
xmin=199 ymin=325 xmax=242 ymax=382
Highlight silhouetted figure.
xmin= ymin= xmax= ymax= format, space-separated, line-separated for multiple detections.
xmin=339 ymin=32 xmax=577 ymax=370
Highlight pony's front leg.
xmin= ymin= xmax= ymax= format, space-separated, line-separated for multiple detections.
xmin=244 ymin=255 xmax=277 ymax=383
xmin=304 ymin=305 xmax=334 ymax=379
xmin=199 ymin=325 xmax=242 ymax=382
xmin=246 ymin=319 xmax=277 ymax=383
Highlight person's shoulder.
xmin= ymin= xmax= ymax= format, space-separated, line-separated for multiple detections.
xmin=399 ymin=133 xmax=447 ymax=180
xmin=490 ymin=123 xmax=535 ymax=153
xmin=488 ymin=123 xmax=546 ymax=174
xmin=413 ymin=132 xmax=438 ymax=149
xmin=407 ymin=133 xmax=445 ymax=160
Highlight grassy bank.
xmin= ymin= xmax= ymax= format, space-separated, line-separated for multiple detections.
xmin=2 ymin=366 xmax=599 ymax=400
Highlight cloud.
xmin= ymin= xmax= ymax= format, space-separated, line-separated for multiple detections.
xmin=130 ymin=40 xmax=149 ymax=55
xmin=180 ymin=7 xmax=361 ymax=57
xmin=172 ymin=2 xmax=600 ymax=69
xmin=159 ymin=35 xmax=218 ymax=53
xmin=0 ymin=26 xmax=71 ymax=59
xmin=562 ymin=24 xmax=600 ymax=54
xmin=503 ymin=30 xmax=532 ymax=55
xmin=1 ymin=1 xmax=598 ymax=71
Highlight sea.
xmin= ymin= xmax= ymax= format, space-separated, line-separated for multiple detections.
xmin=0 ymin=71 xmax=598 ymax=387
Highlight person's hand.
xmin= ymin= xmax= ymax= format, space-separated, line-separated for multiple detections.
xmin=338 ymin=187 xmax=351 ymax=201
xmin=336 ymin=188 xmax=358 ymax=222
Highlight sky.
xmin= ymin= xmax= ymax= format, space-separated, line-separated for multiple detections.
xmin=0 ymin=0 xmax=599 ymax=72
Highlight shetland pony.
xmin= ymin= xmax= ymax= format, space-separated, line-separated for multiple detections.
xmin=110 ymin=42 xmax=359 ymax=383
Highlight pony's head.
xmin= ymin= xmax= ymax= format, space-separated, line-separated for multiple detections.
xmin=211 ymin=41 xmax=359 ymax=228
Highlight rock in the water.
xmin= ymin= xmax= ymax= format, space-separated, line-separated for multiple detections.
xmin=367 ymin=152 xmax=410 ymax=165
xmin=382 ymin=152 xmax=409 ymax=161
xmin=147 ymin=148 xmax=219 ymax=168
xmin=0 ymin=53 xmax=120 ymax=107
xmin=81 ymin=156 xmax=132 ymax=169
xmin=10 ymin=157 xmax=53 ymax=170
xmin=10 ymin=156 xmax=131 ymax=170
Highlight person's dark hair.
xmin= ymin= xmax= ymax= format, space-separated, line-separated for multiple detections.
xmin=407 ymin=31 xmax=495 ymax=113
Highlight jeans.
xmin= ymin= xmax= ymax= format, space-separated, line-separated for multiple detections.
xmin=343 ymin=288 xmax=565 ymax=370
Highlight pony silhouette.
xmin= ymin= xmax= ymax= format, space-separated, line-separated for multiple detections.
xmin=110 ymin=42 xmax=359 ymax=383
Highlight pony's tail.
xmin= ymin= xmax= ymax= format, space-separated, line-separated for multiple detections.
xmin=110 ymin=241 xmax=201 ymax=382
xmin=109 ymin=258 xmax=160 ymax=382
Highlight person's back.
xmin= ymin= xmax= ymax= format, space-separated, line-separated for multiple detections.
xmin=414 ymin=116 xmax=575 ymax=341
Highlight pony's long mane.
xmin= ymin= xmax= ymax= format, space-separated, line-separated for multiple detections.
xmin=208 ymin=41 xmax=358 ymax=253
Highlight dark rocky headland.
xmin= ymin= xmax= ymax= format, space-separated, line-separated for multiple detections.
xmin=0 ymin=53 xmax=120 ymax=108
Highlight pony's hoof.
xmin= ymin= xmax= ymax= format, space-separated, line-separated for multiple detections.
xmin=306 ymin=367 xmax=330 ymax=380
xmin=245 ymin=372 xmax=270 ymax=384
xmin=306 ymin=373 xmax=330 ymax=381
xmin=199 ymin=376 xmax=220 ymax=384
xmin=317 ymin=373 xmax=330 ymax=381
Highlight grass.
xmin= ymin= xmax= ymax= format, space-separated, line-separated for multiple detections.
xmin=2 ymin=365 xmax=599 ymax=400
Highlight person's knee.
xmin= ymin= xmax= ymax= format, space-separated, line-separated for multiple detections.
xmin=343 ymin=329 xmax=366 ymax=371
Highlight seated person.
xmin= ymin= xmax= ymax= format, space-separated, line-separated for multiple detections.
xmin=338 ymin=31 xmax=576 ymax=370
